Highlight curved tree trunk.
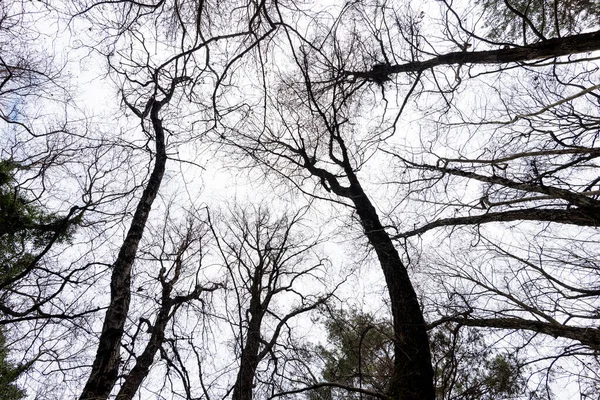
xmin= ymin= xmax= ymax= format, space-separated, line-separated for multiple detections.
xmin=349 ymin=183 xmax=434 ymax=400
xmin=302 ymin=150 xmax=435 ymax=399
xmin=79 ymin=97 xmax=168 ymax=400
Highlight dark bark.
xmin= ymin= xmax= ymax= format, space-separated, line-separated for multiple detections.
xmin=393 ymin=207 xmax=600 ymax=239
xmin=115 ymin=275 xmax=216 ymax=400
xmin=79 ymin=95 xmax=169 ymax=400
xmin=347 ymin=183 xmax=434 ymax=400
xmin=302 ymin=157 xmax=434 ymax=399
xmin=115 ymin=299 xmax=171 ymax=400
xmin=217 ymin=210 xmax=332 ymax=400
xmin=231 ymin=268 xmax=264 ymax=400
xmin=447 ymin=317 xmax=600 ymax=351
xmin=231 ymin=317 xmax=263 ymax=400
xmin=230 ymin=293 xmax=329 ymax=400
xmin=348 ymin=30 xmax=600 ymax=80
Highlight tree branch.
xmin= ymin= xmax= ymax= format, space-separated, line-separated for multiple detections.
xmin=446 ymin=317 xmax=600 ymax=351
xmin=393 ymin=207 xmax=600 ymax=239
xmin=347 ymin=30 xmax=600 ymax=80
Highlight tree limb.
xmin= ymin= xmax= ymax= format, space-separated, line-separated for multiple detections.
xmin=393 ymin=207 xmax=600 ymax=239
xmin=348 ymin=30 xmax=600 ymax=80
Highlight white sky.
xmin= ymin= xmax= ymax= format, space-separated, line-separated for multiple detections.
xmin=2 ymin=1 xmax=600 ymax=399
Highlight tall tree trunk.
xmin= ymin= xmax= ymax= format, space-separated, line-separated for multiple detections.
xmin=304 ymin=156 xmax=435 ymax=399
xmin=349 ymin=184 xmax=434 ymax=400
xmin=231 ymin=320 xmax=262 ymax=400
xmin=79 ymin=98 xmax=167 ymax=400
xmin=231 ymin=274 xmax=264 ymax=400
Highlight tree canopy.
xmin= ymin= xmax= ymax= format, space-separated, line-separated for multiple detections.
xmin=1 ymin=0 xmax=599 ymax=399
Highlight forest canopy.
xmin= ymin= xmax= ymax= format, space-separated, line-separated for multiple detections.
xmin=1 ymin=0 xmax=599 ymax=399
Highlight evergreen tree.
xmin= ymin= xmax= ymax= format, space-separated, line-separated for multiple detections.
xmin=0 ymin=330 xmax=25 ymax=400
xmin=312 ymin=309 xmax=531 ymax=399
xmin=0 ymin=159 xmax=79 ymax=290
xmin=0 ymin=159 xmax=80 ymax=399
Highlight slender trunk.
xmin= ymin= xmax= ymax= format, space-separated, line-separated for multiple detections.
xmin=79 ymin=100 xmax=167 ymax=400
xmin=231 ymin=278 xmax=264 ymax=400
xmin=116 ymin=275 xmax=214 ymax=400
xmin=349 ymin=184 xmax=434 ymax=400
xmin=115 ymin=298 xmax=172 ymax=400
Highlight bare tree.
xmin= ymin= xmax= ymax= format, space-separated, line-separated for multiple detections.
xmin=111 ymin=207 xmax=220 ymax=400
xmin=66 ymin=0 xmax=283 ymax=398
xmin=222 ymin=25 xmax=435 ymax=400
xmin=208 ymin=206 xmax=331 ymax=400
xmin=368 ymin=1 xmax=600 ymax=393
xmin=218 ymin=0 xmax=600 ymax=397
xmin=3 ymin=0 xmax=600 ymax=398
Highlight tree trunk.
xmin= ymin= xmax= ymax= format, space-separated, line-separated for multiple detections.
xmin=115 ymin=299 xmax=172 ymax=400
xmin=349 ymin=184 xmax=435 ymax=400
xmin=79 ymin=99 xmax=167 ymax=400
xmin=304 ymin=156 xmax=435 ymax=399
xmin=231 ymin=298 xmax=263 ymax=400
